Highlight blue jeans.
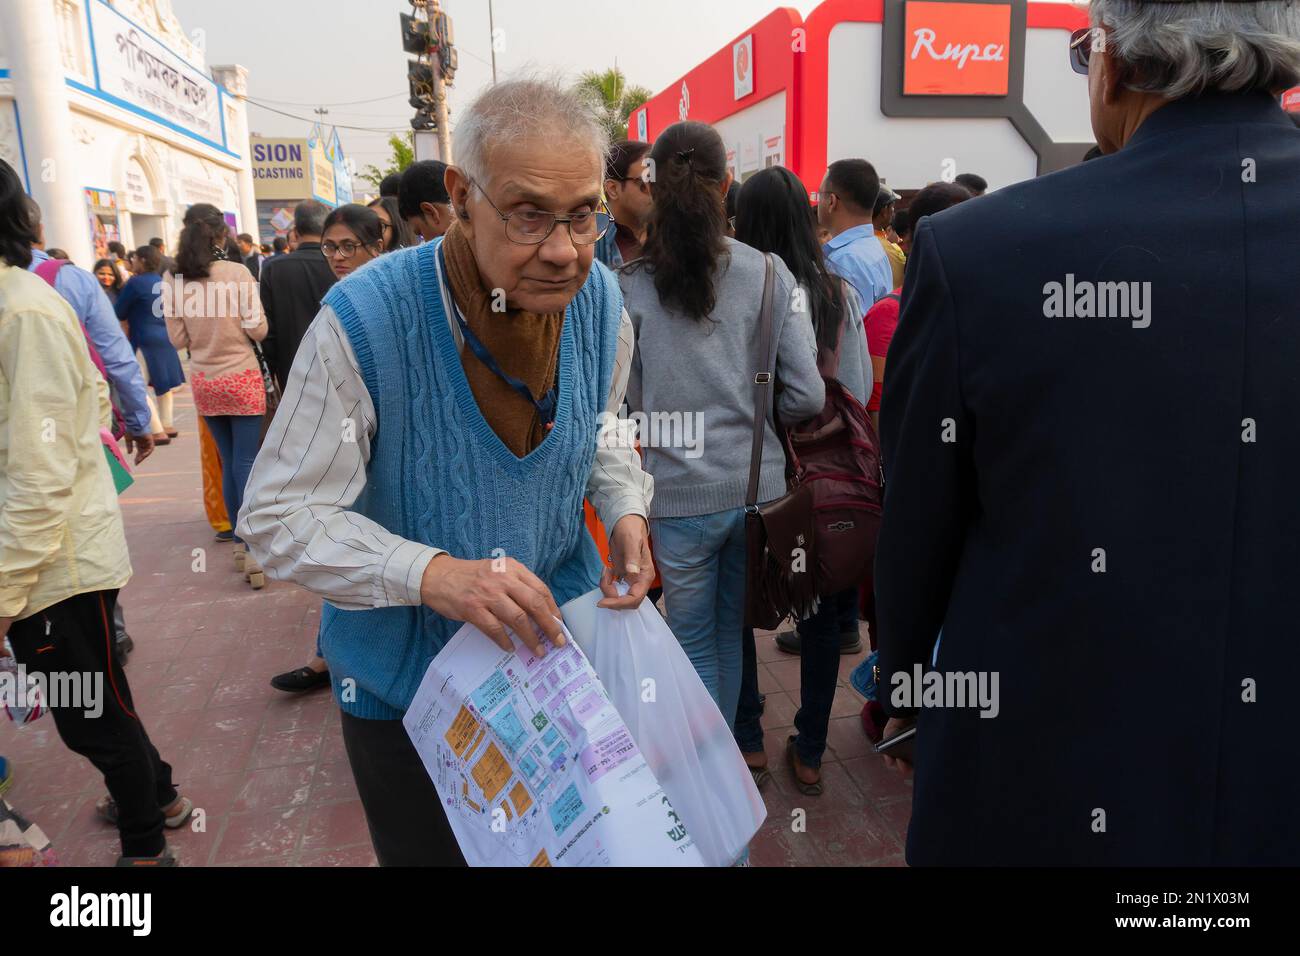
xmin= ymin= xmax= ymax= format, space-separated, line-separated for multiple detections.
xmin=650 ymin=507 xmax=747 ymax=729
xmin=203 ymin=415 xmax=263 ymax=544
xmin=792 ymin=587 xmax=860 ymax=768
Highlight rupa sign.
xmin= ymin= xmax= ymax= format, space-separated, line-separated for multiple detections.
xmin=903 ymin=1 xmax=1012 ymax=96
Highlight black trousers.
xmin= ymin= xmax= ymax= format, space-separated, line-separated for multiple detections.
xmin=7 ymin=589 xmax=176 ymax=857
xmin=340 ymin=711 xmax=466 ymax=867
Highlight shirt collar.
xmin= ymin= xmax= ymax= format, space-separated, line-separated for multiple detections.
xmin=29 ymin=247 xmax=50 ymax=266
xmin=823 ymin=224 xmax=876 ymax=252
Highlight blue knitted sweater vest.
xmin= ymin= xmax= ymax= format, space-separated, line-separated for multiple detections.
xmin=319 ymin=239 xmax=623 ymax=719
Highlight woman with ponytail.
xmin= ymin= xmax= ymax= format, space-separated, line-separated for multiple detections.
xmin=165 ymin=202 xmax=270 ymax=589
xmin=619 ymin=121 xmax=825 ymax=734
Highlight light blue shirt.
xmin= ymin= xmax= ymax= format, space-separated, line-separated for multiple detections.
xmin=29 ymin=248 xmax=152 ymax=435
xmin=823 ymin=224 xmax=894 ymax=308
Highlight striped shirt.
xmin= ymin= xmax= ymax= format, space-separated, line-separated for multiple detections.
xmin=236 ymin=255 xmax=651 ymax=611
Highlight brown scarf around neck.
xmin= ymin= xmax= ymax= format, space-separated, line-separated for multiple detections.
xmin=441 ymin=220 xmax=565 ymax=457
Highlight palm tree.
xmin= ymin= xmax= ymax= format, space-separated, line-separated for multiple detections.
xmin=575 ymin=68 xmax=653 ymax=143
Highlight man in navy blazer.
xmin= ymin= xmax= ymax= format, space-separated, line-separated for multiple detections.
xmin=875 ymin=0 xmax=1300 ymax=865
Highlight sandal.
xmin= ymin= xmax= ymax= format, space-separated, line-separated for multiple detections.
xmin=785 ymin=735 xmax=823 ymax=796
xmin=97 ymin=794 xmax=194 ymax=829
xmin=742 ymin=752 xmax=772 ymax=790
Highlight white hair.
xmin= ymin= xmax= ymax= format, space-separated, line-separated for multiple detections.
xmin=454 ymin=77 xmax=610 ymax=189
xmin=1091 ymin=0 xmax=1300 ymax=100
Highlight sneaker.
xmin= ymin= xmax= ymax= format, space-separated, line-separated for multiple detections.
xmin=0 ymin=755 xmax=12 ymax=797
xmin=774 ymin=629 xmax=863 ymax=655
xmin=214 ymin=529 xmax=234 ymax=543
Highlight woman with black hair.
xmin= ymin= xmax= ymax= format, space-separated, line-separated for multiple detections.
xmin=367 ymin=195 xmax=415 ymax=252
xmin=164 ymin=202 xmax=269 ymax=589
xmin=0 ymin=157 xmax=190 ymax=866
xmin=733 ymin=164 xmax=872 ymax=795
xmin=93 ymin=257 xmax=123 ymax=303
xmin=116 ymin=244 xmax=185 ymax=441
xmin=321 ymin=203 xmax=385 ymax=280
xmin=619 ymin=122 xmax=824 ymax=743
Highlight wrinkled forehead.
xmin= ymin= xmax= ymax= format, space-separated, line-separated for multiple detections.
xmin=478 ymin=134 xmax=605 ymax=206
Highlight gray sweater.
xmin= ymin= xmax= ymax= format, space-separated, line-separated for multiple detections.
xmin=621 ymin=238 xmax=826 ymax=518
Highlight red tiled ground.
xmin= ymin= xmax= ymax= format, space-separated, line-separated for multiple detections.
xmin=0 ymin=383 xmax=911 ymax=866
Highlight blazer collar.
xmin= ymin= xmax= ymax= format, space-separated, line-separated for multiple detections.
xmin=1127 ymin=91 xmax=1292 ymax=150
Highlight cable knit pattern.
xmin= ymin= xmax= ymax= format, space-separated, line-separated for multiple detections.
xmin=318 ymin=240 xmax=623 ymax=719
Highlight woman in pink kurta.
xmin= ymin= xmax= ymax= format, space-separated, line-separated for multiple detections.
xmin=164 ymin=203 xmax=269 ymax=588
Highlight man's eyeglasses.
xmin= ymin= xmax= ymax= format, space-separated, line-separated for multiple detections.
xmin=321 ymin=239 xmax=378 ymax=259
xmin=469 ymin=178 xmax=613 ymax=246
xmin=1069 ymin=27 xmax=1097 ymax=76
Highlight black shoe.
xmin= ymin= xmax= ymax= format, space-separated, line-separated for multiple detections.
xmin=775 ymin=629 xmax=863 ymax=655
xmin=215 ymin=529 xmax=234 ymax=542
xmin=270 ymin=666 xmax=331 ymax=693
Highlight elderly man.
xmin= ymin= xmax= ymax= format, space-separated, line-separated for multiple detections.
xmin=876 ymin=0 xmax=1300 ymax=865
xmin=238 ymin=79 xmax=654 ymax=866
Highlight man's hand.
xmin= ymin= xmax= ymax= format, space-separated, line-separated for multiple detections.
xmin=880 ymin=716 xmax=916 ymax=776
xmin=420 ymin=553 xmax=564 ymax=657
xmin=124 ymin=432 xmax=155 ymax=465
xmin=598 ymin=514 xmax=655 ymax=610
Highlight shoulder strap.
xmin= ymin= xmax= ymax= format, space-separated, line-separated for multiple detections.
xmin=745 ymin=253 xmax=777 ymax=509
xmin=34 ymin=258 xmax=67 ymax=287
xmin=883 ymin=292 xmax=901 ymax=304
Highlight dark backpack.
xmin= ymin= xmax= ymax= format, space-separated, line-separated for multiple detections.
xmin=745 ymin=266 xmax=884 ymax=628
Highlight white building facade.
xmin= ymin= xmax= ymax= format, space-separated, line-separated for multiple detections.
xmin=0 ymin=0 xmax=258 ymax=266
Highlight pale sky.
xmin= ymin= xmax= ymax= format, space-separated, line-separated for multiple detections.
xmin=171 ymin=0 xmax=1079 ymax=183
xmin=169 ymin=0 xmax=831 ymax=178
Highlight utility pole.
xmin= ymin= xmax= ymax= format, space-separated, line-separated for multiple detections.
xmin=402 ymin=0 xmax=456 ymax=162
xmin=488 ymin=0 xmax=498 ymax=84
xmin=429 ymin=0 xmax=452 ymax=162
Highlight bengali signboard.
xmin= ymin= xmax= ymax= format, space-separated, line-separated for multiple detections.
xmin=89 ymin=0 xmax=224 ymax=145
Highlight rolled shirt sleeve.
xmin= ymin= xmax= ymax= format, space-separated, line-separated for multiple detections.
xmin=588 ymin=309 xmax=654 ymax=529
xmin=236 ymin=306 xmax=444 ymax=610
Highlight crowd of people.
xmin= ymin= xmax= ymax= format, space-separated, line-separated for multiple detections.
xmin=2 ymin=0 xmax=1299 ymax=868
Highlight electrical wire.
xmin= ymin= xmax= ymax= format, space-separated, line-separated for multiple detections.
xmin=244 ymin=96 xmax=410 ymax=133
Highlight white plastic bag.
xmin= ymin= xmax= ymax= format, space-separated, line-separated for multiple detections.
xmin=562 ymin=587 xmax=767 ymax=866
xmin=1 ymin=639 xmax=45 ymax=726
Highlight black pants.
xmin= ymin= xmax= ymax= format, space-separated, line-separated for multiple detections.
xmin=340 ymin=711 xmax=466 ymax=866
xmin=7 ymin=589 xmax=176 ymax=857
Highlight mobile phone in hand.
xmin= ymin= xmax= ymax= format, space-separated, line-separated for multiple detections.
xmin=873 ymin=724 xmax=916 ymax=763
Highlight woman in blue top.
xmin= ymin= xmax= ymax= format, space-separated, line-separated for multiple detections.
xmin=115 ymin=244 xmax=185 ymax=440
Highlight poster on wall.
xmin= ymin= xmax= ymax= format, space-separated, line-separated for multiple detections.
xmin=88 ymin=0 xmax=224 ymax=144
xmin=733 ymin=34 xmax=755 ymax=101
xmin=84 ymin=187 xmax=121 ymax=262
xmin=762 ymin=130 xmax=784 ymax=169
xmin=636 ymin=109 xmax=648 ymax=142
xmin=739 ymin=136 xmax=761 ymax=176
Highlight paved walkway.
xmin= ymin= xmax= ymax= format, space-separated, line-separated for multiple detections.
xmin=1 ymin=383 xmax=910 ymax=866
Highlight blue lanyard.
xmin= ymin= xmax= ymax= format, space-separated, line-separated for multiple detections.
xmin=440 ymin=245 xmax=558 ymax=430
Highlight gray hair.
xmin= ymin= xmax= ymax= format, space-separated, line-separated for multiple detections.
xmin=454 ymin=77 xmax=610 ymax=189
xmin=293 ymin=200 xmax=329 ymax=239
xmin=1091 ymin=0 xmax=1300 ymax=100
